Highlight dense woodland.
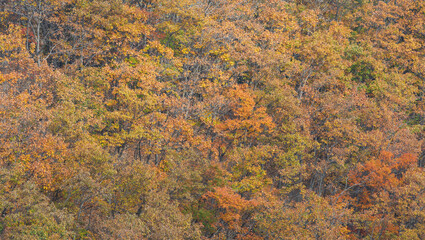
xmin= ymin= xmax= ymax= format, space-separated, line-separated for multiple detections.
xmin=0 ymin=0 xmax=424 ymax=239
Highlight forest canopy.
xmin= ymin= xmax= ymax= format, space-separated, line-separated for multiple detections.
xmin=0 ymin=0 xmax=424 ymax=239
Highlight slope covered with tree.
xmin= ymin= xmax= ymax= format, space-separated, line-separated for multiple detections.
xmin=0 ymin=0 xmax=424 ymax=239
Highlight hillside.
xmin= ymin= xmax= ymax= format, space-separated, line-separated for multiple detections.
xmin=1 ymin=0 xmax=425 ymax=239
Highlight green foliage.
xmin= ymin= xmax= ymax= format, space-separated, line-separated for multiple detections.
xmin=349 ymin=60 xmax=376 ymax=83
xmin=0 ymin=181 xmax=74 ymax=239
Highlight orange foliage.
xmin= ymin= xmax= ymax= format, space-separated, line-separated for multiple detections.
xmin=203 ymin=187 xmax=260 ymax=239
